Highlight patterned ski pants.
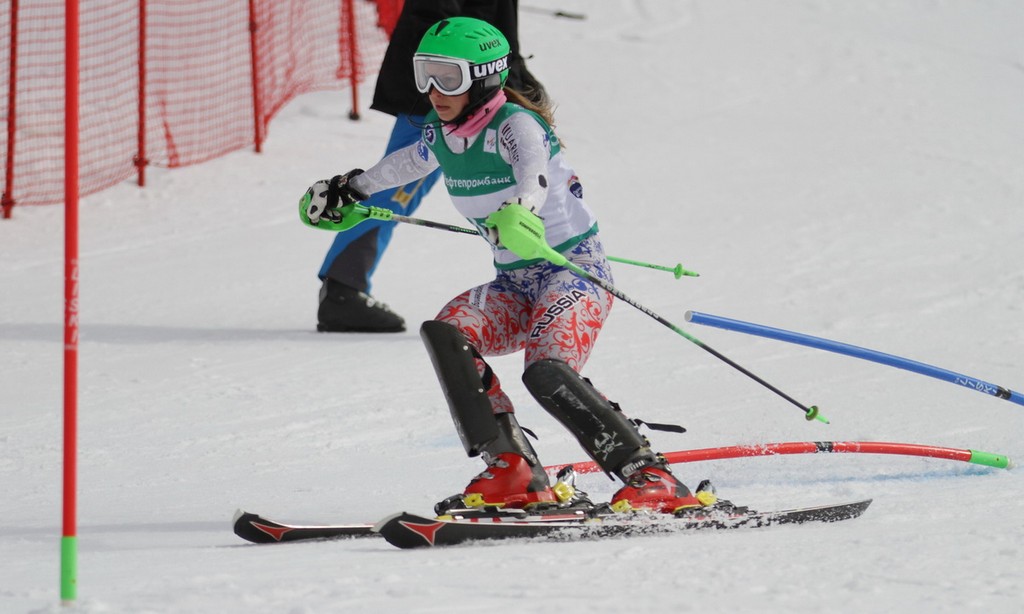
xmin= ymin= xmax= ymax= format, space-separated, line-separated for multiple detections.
xmin=434 ymin=235 xmax=614 ymax=414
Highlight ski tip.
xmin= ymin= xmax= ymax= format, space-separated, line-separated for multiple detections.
xmin=372 ymin=511 xmax=409 ymax=533
xmin=232 ymin=509 xmax=247 ymax=523
xmin=845 ymin=498 xmax=873 ymax=516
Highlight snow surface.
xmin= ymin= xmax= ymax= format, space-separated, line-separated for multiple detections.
xmin=3 ymin=1 xmax=1024 ymax=612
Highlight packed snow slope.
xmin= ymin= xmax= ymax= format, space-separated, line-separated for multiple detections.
xmin=2 ymin=1 xmax=1023 ymax=612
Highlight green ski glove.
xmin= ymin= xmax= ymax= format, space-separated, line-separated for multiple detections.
xmin=298 ymin=170 xmax=369 ymax=231
xmin=484 ymin=201 xmax=563 ymax=263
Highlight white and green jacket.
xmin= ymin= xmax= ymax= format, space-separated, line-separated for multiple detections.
xmin=351 ymin=102 xmax=598 ymax=269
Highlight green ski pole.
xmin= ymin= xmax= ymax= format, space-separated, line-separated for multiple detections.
xmin=300 ymin=200 xmax=699 ymax=278
xmin=553 ymin=251 xmax=826 ymax=423
xmin=606 ymin=256 xmax=698 ymax=279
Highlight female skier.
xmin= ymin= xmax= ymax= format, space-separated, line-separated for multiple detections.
xmin=302 ymin=17 xmax=711 ymax=514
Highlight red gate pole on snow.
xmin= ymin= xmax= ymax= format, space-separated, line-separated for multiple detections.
xmin=62 ymin=0 xmax=81 ymax=603
xmin=3 ymin=0 xmax=19 ymax=218
xmin=546 ymin=441 xmax=1011 ymax=476
xmin=658 ymin=441 xmax=1011 ymax=468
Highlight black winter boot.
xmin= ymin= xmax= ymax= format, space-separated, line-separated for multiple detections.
xmin=317 ymin=279 xmax=405 ymax=333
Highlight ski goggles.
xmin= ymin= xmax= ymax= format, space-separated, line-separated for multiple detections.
xmin=413 ymin=53 xmax=509 ymax=96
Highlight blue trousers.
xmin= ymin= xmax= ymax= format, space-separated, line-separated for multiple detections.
xmin=318 ymin=114 xmax=442 ymax=293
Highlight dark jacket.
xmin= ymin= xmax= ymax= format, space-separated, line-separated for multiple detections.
xmin=370 ymin=0 xmax=545 ymax=117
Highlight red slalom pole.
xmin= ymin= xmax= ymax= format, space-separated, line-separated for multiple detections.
xmin=546 ymin=441 xmax=1011 ymax=476
xmin=62 ymin=0 xmax=80 ymax=603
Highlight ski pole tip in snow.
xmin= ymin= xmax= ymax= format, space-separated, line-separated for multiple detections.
xmin=805 ymin=405 xmax=830 ymax=424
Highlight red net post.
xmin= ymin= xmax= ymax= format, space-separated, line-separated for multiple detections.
xmin=247 ymin=0 xmax=264 ymax=153
xmin=3 ymin=0 xmax=19 ymax=218
xmin=135 ymin=0 xmax=147 ymax=186
xmin=343 ymin=0 xmax=360 ymax=120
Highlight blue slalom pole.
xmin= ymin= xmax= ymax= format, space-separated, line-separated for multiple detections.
xmin=685 ymin=311 xmax=1024 ymax=407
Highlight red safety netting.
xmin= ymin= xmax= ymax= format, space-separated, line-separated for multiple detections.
xmin=1 ymin=0 xmax=400 ymax=212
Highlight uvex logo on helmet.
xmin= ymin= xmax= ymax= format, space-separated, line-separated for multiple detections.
xmin=471 ymin=55 xmax=509 ymax=79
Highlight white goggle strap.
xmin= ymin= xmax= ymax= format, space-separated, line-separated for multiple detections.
xmin=468 ymin=54 xmax=511 ymax=83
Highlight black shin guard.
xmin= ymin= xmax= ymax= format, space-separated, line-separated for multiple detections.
xmin=421 ymin=320 xmax=513 ymax=458
xmin=523 ymin=359 xmax=658 ymax=479
xmin=485 ymin=413 xmax=541 ymax=466
xmin=490 ymin=413 xmax=551 ymax=493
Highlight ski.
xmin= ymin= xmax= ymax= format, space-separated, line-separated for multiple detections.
xmin=232 ymin=509 xmax=375 ymax=544
xmin=234 ymin=498 xmax=872 ymax=546
xmin=230 ymin=503 xmax=593 ymax=544
xmin=372 ymin=499 xmax=872 ymax=549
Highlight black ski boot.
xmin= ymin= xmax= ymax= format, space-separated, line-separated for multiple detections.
xmin=522 ymin=358 xmax=706 ymax=514
xmin=317 ymin=278 xmax=405 ymax=333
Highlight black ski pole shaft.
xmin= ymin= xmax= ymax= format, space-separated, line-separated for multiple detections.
xmin=520 ymin=5 xmax=586 ymax=20
xmin=388 ymin=212 xmax=478 ymax=236
xmin=549 ymin=257 xmax=828 ymax=424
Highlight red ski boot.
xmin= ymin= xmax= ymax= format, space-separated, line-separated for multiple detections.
xmin=610 ymin=465 xmax=711 ymax=514
xmin=462 ymin=453 xmax=558 ymax=509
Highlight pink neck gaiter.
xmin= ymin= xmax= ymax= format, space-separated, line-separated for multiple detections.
xmin=448 ymin=90 xmax=507 ymax=138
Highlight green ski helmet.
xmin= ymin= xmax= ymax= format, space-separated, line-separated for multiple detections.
xmin=413 ymin=17 xmax=511 ymax=111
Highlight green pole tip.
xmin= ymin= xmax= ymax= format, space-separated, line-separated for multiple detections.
xmin=673 ymin=264 xmax=699 ymax=278
xmin=60 ymin=536 xmax=77 ymax=602
xmin=968 ymin=449 xmax=1010 ymax=469
xmin=804 ymin=405 xmax=830 ymax=424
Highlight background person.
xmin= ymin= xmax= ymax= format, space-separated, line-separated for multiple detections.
xmin=316 ymin=0 xmax=547 ymax=332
